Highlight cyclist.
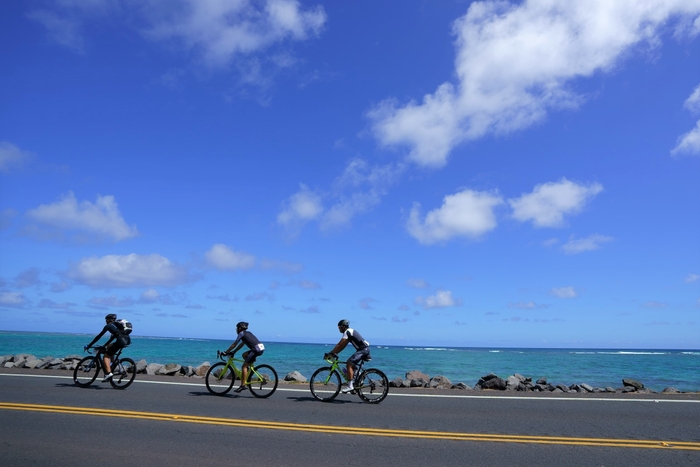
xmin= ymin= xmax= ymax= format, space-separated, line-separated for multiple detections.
xmin=85 ymin=313 xmax=131 ymax=382
xmin=328 ymin=319 xmax=370 ymax=393
xmin=222 ymin=321 xmax=265 ymax=393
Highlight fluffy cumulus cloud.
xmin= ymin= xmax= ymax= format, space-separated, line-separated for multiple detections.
xmin=25 ymin=191 xmax=139 ymax=242
xmin=550 ymin=286 xmax=577 ymax=298
xmin=561 ymin=234 xmax=614 ymax=254
xmin=672 ymin=83 xmax=700 ymax=156
xmin=370 ymin=0 xmax=700 ymax=168
xmin=407 ymin=189 xmax=503 ymax=244
xmin=414 ymin=290 xmax=462 ymax=309
xmin=67 ymin=253 xmax=190 ymax=288
xmin=0 ymin=141 xmax=34 ymax=173
xmin=509 ymin=178 xmax=603 ymax=228
xmin=205 ymin=244 xmax=256 ymax=271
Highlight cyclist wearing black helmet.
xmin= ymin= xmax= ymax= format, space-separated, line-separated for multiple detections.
xmin=86 ymin=313 xmax=131 ymax=382
xmin=222 ymin=322 xmax=265 ymax=393
xmin=329 ymin=319 xmax=370 ymax=393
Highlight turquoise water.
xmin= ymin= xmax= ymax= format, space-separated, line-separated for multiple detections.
xmin=1 ymin=331 xmax=698 ymax=392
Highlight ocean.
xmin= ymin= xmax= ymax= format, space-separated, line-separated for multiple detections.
xmin=1 ymin=331 xmax=698 ymax=392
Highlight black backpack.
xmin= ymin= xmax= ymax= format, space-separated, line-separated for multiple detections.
xmin=115 ymin=319 xmax=133 ymax=335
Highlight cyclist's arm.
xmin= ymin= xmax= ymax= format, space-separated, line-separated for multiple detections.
xmin=87 ymin=327 xmax=108 ymax=348
xmin=330 ymin=338 xmax=349 ymax=356
xmin=224 ymin=339 xmax=244 ymax=354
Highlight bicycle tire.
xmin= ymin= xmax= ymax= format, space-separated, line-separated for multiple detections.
xmin=73 ymin=356 xmax=100 ymax=387
xmin=356 ymin=368 xmax=389 ymax=404
xmin=310 ymin=367 xmax=342 ymax=402
xmin=205 ymin=362 xmax=236 ymax=395
xmin=247 ymin=364 xmax=278 ymax=398
xmin=110 ymin=358 xmax=136 ymax=389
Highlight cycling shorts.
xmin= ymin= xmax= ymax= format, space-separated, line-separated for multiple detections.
xmin=244 ymin=349 xmax=264 ymax=364
xmin=105 ymin=341 xmax=125 ymax=358
xmin=347 ymin=347 xmax=370 ymax=368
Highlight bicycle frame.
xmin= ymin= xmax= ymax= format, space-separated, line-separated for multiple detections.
xmin=214 ymin=351 xmax=266 ymax=384
xmin=88 ymin=346 xmax=125 ymax=375
xmin=323 ymin=355 xmax=366 ymax=387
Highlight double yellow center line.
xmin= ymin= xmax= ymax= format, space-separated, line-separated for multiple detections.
xmin=1 ymin=402 xmax=699 ymax=451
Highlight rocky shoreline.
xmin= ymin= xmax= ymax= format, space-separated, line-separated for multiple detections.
xmin=1 ymin=353 xmax=693 ymax=394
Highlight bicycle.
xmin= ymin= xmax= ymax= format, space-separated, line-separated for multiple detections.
xmin=310 ymin=352 xmax=389 ymax=403
xmin=73 ymin=346 xmax=136 ymax=390
xmin=205 ymin=350 xmax=278 ymax=398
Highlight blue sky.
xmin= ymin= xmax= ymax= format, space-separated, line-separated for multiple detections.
xmin=1 ymin=0 xmax=699 ymax=348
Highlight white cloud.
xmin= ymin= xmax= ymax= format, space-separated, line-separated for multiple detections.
xmin=0 ymin=292 xmax=27 ymax=308
xmin=25 ymin=191 xmax=139 ymax=242
xmin=205 ymin=244 xmax=256 ymax=271
xmin=369 ymin=1 xmax=700 ymax=168
xmin=684 ymin=84 xmax=700 ymax=113
xmin=320 ymin=159 xmax=404 ymax=231
xmin=67 ymin=253 xmax=190 ymax=288
xmin=561 ymin=234 xmax=614 ymax=254
xmin=259 ymin=259 xmax=303 ymax=274
xmin=671 ymin=120 xmax=700 ymax=156
xmin=407 ymin=189 xmax=503 ymax=244
xmin=15 ymin=268 xmax=42 ymax=288
xmin=0 ymin=141 xmax=34 ymax=173
xmin=140 ymin=289 xmax=161 ymax=303
xmin=550 ymin=286 xmax=577 ymax=298
xmin=509 ymin=178 xmax=603 ymax=228
xmin=686 ymin=273 xmax=700 ymax=283
xmin=144 ymin=0 xmax=326 ymax=68
xmin=414 ymin=290 xmax=462 ymax=309
xmin=277 ymin=183 xmax=324 ymax=232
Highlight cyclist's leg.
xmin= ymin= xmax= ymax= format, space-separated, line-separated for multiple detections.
xmin=236 ymin=350 xmax=256 ymax=391
xmin=345 ymin=349 xmax=364 ymax=388
xmin=103 ymin=343 xmax=122 ymax=376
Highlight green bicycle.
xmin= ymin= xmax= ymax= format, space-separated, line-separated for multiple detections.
xmin=310 ymin=352 xmax=389 ymax=403
xmin=205 ymin=350 xmax=278 ymax=398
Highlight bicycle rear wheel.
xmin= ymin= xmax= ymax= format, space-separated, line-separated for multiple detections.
xmin=73 ymin=356 xmax=99 ymax=387
xmin=310 ymin=367 xmax=341 ymax=402
xmin=205 ymin=362 xmax=236 ymax=395
xmin=247 ymin=364 xmax=278 ymax=398
xmin=356 ymin=368 xmax=389 ymax=404
xmin=110 ymin=358 xmax=136 ymax=389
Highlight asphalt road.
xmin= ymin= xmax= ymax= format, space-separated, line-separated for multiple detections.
xmin=1 ymin=370 xmax=699 ymax=466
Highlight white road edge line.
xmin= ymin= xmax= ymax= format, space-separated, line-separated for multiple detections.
xmin=2 ymin=373 xmax=698 ymax=403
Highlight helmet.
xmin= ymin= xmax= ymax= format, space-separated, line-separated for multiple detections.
xmin=105 ymin=314 xmax=117 ymax=321
xmin=337 ymin=319 xmax=349 ymax=327
xmin=236 ymin=321 xmax=249 ymax=331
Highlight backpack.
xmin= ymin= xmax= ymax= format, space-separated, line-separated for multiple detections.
xmin=115 ymin=319 xmax=133 ymax=335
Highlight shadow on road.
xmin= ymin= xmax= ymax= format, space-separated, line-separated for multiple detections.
xmin=56 ymin=383 xmax=109 ymax=390
xmin=286 ymin=396 xmax=352 ymax=404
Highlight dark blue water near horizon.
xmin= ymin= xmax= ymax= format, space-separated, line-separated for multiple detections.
xmin=2 ymin=331 xmax=698 ymax=392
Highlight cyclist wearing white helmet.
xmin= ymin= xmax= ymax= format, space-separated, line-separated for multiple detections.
xmin=222 ymin=321 xmax=265 ymax=393
xmin=85 ymin=313 xmax=131 ymax=382
xmin=329 ymin=319 xmax=370 ymax=393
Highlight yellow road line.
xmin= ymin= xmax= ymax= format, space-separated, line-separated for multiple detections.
xmin=1 ymin=402 xmax=699 ymax=451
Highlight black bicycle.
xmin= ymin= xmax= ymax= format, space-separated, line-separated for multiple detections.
xmin=73 ymin=346 xmax=136 ymax=389
xmin=310 ymin=352 xmax=389 ymax=403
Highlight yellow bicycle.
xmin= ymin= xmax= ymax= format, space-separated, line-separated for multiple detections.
xmin=205 ymin=350 xmax=278 ymax=398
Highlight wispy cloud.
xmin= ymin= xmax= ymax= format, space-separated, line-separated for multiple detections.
xmin=67 ymin=253 xmax=191 ymax=288
xmin=672 ymin=83 xmax=700 ymax=156
xmin=549 ymin=286 xmax=577 ymax=299
xmin=414 ymin=290 xmax=462 ymax=309
xmin=0 ymin=141 xmax=34 ymax=173
xmin=561 ymin=234 xmax=614 ymax=254
xmin=205 ymin=244 xmax=256 ymax=271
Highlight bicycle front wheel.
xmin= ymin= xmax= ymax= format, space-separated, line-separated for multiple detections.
xmin=205 ymin=362 xmax=236 ymax=395
xmin=356 ymin=368 xmax=389 ymax=404
xmin=110 ymin=358 xmax=136 ymax=389
xmin=73 ymin=356 xmax=99 ymax=387
xmin=247 ymin=364 xmax=278 ymax=398
xmin=310 ymin=367 xmax=341 ymax=402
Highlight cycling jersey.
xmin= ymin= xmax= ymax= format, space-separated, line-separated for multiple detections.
xmin=88 ymin=322 xmax=131 ymax=349
xmin=342 ymin=328 xmax=369 ymax=350
xmin=233 ymin=330 xmax=265 ymax=352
